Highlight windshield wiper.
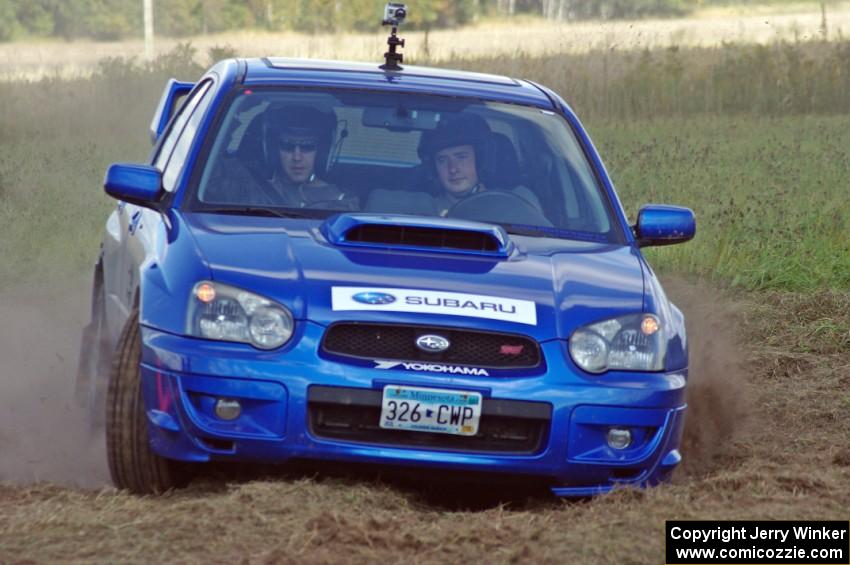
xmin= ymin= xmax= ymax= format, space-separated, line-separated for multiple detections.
xmin=503 ymin=225 xmax=549 ymax=237
xmin=197 ymin=206 xmax=312 ymax=219
xmin=504 ymin=224 xmax=610 ymax=243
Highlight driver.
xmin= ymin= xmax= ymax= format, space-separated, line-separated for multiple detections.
xmin=418 ymin=114 xmax=541 ymax=217
xmin=262 ymin=105 xmax=357 ymax=210
xmin=206 ymin=105 xmax=357 ymax=210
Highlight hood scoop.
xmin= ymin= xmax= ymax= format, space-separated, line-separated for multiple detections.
xmin=321 ymin=214 xmax=514 ymax=257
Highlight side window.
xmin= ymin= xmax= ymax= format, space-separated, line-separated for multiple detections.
xmin=161 ymin=81 xmax=216 ymax=192
xmin=153 ymin=80 xmax=213 ymax=172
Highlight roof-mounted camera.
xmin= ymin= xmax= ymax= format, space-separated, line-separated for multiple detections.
xmin=380 ymin=3 xmax=407 ymax=71
xmin=383 ymin=3 xmax=407 ymax=26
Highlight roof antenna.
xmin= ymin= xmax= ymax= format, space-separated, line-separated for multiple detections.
xmin=380 ymin=3 xmax=407 ymax=71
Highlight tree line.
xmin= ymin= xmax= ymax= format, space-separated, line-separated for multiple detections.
xmin=0 ymin=0 xmax=706 ymax=42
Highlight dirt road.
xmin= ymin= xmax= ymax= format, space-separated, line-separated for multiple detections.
xmin=1 ymin=277 xmax=847 ymax=563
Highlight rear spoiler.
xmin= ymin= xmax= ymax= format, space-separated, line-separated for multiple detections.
xmin=149 ymin=78 xmax=195 ymax=144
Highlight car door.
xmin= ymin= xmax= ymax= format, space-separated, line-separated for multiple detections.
xmin=102 ymin=79 xmax=215 ymax=339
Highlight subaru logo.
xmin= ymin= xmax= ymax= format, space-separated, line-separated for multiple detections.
xmin=416 ymin=334 xmax=450 ymax=353
xmin=352 ymin=291 xmax=396 ymax=305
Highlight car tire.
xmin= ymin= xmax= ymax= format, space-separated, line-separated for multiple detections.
xmin=74 ymin=284 xmax=110 ymax=431
xmin=106 ymin=309 xmax=192 ymax=494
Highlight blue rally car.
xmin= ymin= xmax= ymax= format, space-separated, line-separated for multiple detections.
xmin=75 ymin=50 xmax=695 ymax=496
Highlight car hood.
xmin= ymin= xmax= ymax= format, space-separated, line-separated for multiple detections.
xmin=182 ymin=213 xmax=645 ymax=341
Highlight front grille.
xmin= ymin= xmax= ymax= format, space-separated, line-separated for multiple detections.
xmin=322 ymin=323 xmax=541 ymax=369
xmin=308 ymin=386 xmax=551 ymax=455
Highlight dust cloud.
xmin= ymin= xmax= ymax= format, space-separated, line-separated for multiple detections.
xmin=0 ymin=278 xmax=109 ymax=487
xmin=664 ymin=276 xmax=752 ymax=477
xmin=0 ymin=274 xmax=749 ymax=489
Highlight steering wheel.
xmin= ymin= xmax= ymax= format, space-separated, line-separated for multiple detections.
xmin=446 ymin=190 xmax=552 ymax=226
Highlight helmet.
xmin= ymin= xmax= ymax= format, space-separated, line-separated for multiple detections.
xmin=418 ymin=113 xmax=492 ymax=161
xmin=263 ymin=105 xmax=337 ymax=179
xmin=417 ymin=113 xmax=495 ymax=191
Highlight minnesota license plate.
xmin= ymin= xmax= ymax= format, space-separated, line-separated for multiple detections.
xmin=379 ymin=385 xmax=482 ymax=436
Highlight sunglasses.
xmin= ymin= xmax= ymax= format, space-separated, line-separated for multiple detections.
xmin=279 ymin=139 xmax=318 ymax=153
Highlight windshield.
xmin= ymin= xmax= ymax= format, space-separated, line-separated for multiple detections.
xmin=189 ymin=88 xmax=617 ymax=242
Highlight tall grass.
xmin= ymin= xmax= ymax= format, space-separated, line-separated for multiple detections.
xmin=0 ymin=40 xmax=846 ymax=291
xmin=591 ymin=116 xmax=850 ymax=290
xmin=0 ymin=49 xmax=203 ymax=288
xmin=448 ymin=38 xmax=850 ymax=118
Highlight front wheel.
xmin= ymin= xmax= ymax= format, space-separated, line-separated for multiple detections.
xmin=106 ymin=309 xmax=192 ymax=494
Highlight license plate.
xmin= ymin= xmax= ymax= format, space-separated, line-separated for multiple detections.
xmin=379 ymin=385 xmax=482 ymax=436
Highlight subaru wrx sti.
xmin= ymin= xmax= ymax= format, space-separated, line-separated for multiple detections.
xmin=76 ymin=51 xmax=695 ymax=496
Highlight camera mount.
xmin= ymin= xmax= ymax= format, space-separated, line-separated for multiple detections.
xmin=380 ymin=3 xmax=407 ymax=71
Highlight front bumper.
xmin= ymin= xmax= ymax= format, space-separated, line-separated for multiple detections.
xmin=140 ymin=322 xmax=687 ymax=497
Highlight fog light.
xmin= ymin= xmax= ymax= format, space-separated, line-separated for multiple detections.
xmin=215 ymin=398 xmax=242 ymax=420
xmin=606 ymin=427 xmax=632 ymax=449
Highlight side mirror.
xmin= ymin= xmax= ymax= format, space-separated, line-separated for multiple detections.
xmin=104 ymin=163 xmax=163 ymax=209
xmin=150 ymin=79 xmax=195 ymax=144
xmin=635 ymin=204 xmax=695 ymax=247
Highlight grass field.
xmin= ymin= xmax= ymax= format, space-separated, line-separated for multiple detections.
xmin=1 ymin=37 xmax=848 ymax=292
xmin=592 ymin=116 xmax=850 ymax=291
xmin=2 ymin=2 xmax=850 ymax=80
xmin=0 ymin=17 xmax=848 ymax=563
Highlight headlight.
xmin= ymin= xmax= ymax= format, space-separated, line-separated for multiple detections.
xmin=186 ymin=281 xmax=294 ymax=350
xmin=569 ymin=313 xmax=665 ymax=374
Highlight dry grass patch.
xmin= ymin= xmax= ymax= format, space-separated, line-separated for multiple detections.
xmin=4 ymin=4 xmax=850 ymax=80
xmin=2 ymin=282 xmax=848 ymax=563
xmin=746 ymin=290 xmax=850 ymax=354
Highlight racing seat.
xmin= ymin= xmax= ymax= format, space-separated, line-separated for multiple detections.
xmin=200 ymin=116 xmax=271 ymax=203
xmin=233 ymin=117 xmax=274 ymax=182
xmin=482 ymin=132 xmax=525 ymax=190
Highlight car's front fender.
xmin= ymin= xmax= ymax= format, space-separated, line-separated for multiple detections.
xmin=137 ymin=210 xmax=212 ymax=337
xmin=641 ymin=259 xmax=688 ymax=372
